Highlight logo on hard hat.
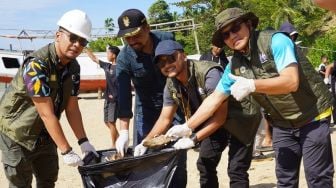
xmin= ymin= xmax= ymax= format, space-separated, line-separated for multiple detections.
xmin=123 ymin=16 xmax=130 ymax=27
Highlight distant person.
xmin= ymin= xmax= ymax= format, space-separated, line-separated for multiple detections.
xmin=0 ymin=9 xmax=97 ymax=187
xmin=177 ymin=7 xmax=334 ymax=187
xmin=319 ymin=54 xmax=329 ymax=79
xmin=313 ymin=0 xmax=336 ymax=12
xmin=86 ymin=46 xmax=120 ymax=148
xmin=279 ymin=21 xmax=299 ymax=42
xmin=324 ymin=60 xmax=336 ymax=125
xmin=135 ymin=40 xmax=260 ymax=188
xmin=199 ymin=45 xmax=229 ymax=68
xmin=115 ymin=9 xmax=187 ymax=187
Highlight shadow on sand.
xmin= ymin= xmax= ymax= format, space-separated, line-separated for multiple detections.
xmin=250 ymin=183 xmax=276 ymax=188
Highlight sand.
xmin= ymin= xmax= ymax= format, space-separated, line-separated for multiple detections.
xmin=0 ymin=93 xmax=335 ymax=187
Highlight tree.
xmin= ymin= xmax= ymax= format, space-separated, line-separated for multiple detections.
xmin=148 ymin=0 xmax=173 ymax=24
xmin=104 ymin=18 xmax=115 ymax=34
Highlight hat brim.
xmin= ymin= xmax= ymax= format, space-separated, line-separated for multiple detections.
xmin=117 ymin=26 xmax=142 ymax=37
xmin=212 ymin=12 xmax=258 ymax=48
xmin=153 ymin=49 xmax=177 ymax=64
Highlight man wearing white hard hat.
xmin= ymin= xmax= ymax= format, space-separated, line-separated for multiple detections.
xmin=0 ymin=9 xmax=97 ymax=187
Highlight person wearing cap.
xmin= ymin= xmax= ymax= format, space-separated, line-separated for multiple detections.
xmin=134 ymin=40 xmax=261 ymax=188
xmin=115 ymin=9 xmax=187 ymax=187
xmin=166 ymin=7 xmax=334 ymax=187
xmin=0 ymin=9 xmax=98 ymax=187
xmin=86 ymin=46 xmax=120 ymax=148
xmin=199 ymin=45 xmax=229 ymax=68
xmin=279 ymin=21 xmax=299 ymax=42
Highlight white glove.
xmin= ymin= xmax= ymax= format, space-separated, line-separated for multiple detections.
xmin=134 ymin=141 xmax=147 ymax=157
xmin=229 ymin=73 xmax=255 ymax=101
xmin=62 ymin=150 xmax=84 ymax=167
xmin=165 ymin=123 xmax=192 ymax=140
xmin=116 ymin=130 xmax=129 ymax=157
xmin=173 ymin=137 xmax=195 ymax=150
xmin=80 ymin=141 xmax=98 ymax=157
xmin=324 ymin=78 xmax=329 ymax=85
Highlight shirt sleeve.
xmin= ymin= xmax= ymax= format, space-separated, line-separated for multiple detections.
xmin=163 ymin=84 xmax=176 ymax=106
xmin=215 ymin=62 xmax=234 ymax=96
xmin=23 ymin=59 xmax=51 ymax=97
xmin=99 ymin=60 xmax=110 ymax=70
xmin=116 ymin=54 xmax=133 ymax=118
xmin=204 ymin=68 xmax=223 ymax=94
xmin=271 ymin=33 xmax=298 ymax=72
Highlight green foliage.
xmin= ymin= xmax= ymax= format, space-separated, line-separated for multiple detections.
xmin=148 ymin=0 xmax=173 ymax=24
xmin=306 ymin=27 xmax=336 ymax=67
xmin=104 ymin=18 xmax=115 ymax=34
xmin=88 ymin=37 xmax=122 ymax=52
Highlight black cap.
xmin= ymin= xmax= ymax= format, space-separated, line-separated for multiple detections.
xmin=117 ymin=9 xmax=147 ymax=37
xmin=154 ymin=40 xmax=183 ymax=64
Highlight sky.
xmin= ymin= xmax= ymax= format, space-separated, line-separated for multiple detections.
xmin=0 ymin=0 xmax=182 ymax=51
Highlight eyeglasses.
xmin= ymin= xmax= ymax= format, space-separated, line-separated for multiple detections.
xmin=157 ymin=54 xmax=176 ymax=69
xmin=60 ymin=30 xmax=88 ymax=47
xmin=221 ymin=21 xmax=243 ymax=40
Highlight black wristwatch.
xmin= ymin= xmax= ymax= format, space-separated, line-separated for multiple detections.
xmin=190 ymin=133 xmax=199 ymax=145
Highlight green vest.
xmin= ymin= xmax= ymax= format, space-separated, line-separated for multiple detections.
xmin=0 ymin=43 xmax=80 ymax=150
xmin=231 ymin=30 xmax=333 ymax=128
xmin=167 ymin=60 xmax=261 ymax=145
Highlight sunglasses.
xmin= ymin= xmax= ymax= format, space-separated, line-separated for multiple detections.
xmin=60 ymin=30 xmax=88 ymax=47
xmin=221 ymin=21 xmax=244 ymax=40
xmin=157 ymin=54 xmax=176 ymax=69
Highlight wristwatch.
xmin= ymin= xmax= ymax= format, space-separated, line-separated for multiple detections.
xmin=190 ymin=133 xmax=199 ymax=145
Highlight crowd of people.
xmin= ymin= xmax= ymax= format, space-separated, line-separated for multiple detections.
xmin=0 ymin=2 xmax=335 ymax=187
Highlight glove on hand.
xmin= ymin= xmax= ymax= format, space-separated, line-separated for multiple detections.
xmin=134 ymin=141 xmax=148 ymax=157
xmin=165 ymin=123 xmax=192 ymax=140
xmin=62 ymin=150 xmax=83 ymax=167
xmin=229 ymin=73 xmax=255 ymax=101
xmin=173 ymin=137 xmax=195 ymax=150
xmin=80 ymin=141 xmax=98 ymax=157
xmin=116 ymin=130 xmax=129 ymax=157
xmin=324 ymin=78 xmax=329 ymax=85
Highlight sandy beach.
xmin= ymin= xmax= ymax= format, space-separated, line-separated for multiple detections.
xmin=0 ymin=92 xmax=335 ymax=187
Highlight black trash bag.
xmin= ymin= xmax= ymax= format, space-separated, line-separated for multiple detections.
xmin=78 ymin=148 xmax=182 ymax=188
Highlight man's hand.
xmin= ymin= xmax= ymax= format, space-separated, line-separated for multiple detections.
xmin=134 ymin=141 xmax=147 ymax=156
xmin=324 ymin=78 xmax=329 ymax=85
xmin=165 ymin=123 xmax=192 ymax=140
xmin=173 ymin=137 xmax=195 ymax=149
xmin=229 ymin=74 xmax=255 ymax=101
xmin=80 ymin=141 xmax=98 ymax=157
xmin=116 ymin=130 xmax=129 ymax=157
xmin=62 ymin=150 xmax=83 ymax=167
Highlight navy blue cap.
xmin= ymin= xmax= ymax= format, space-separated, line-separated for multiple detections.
xmin=279 ymin=21 xmax=298 ymax=40
xmin=154 ymin=40 xmax=183 ymax=64
xmin=117 ymin=9 xmax=147 ymax=37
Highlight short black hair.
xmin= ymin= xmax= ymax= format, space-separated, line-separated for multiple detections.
xmin=108 ymin=46 xmax=120 ymax=56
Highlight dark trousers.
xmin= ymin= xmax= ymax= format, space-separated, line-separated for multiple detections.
xmin=273 ymin=119 xmax=334 ymax=188
xmin=0 ymin=132 xmax=59 ymax=188
xmin=197 ymin=128 xmax=253 ymax=188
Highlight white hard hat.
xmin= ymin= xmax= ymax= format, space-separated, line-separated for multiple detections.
xmin=57 ymin=9 xmax=92 ymax=40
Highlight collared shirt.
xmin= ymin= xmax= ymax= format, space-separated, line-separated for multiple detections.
xmin=116 ymin=31 xmax=174 ymax=118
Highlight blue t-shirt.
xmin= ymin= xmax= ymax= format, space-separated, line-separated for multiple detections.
xmin=216 ymin=33 xmax=297 ymax=95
